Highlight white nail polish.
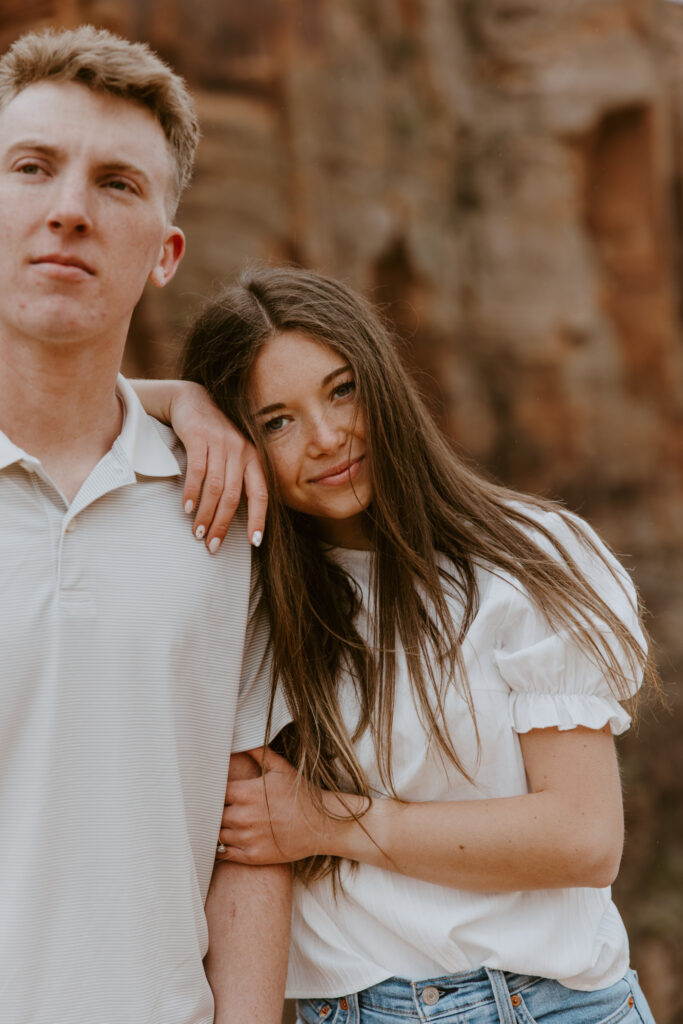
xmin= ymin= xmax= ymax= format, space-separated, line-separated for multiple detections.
xmin=195 ymin=524 xmax=206 ymax=540
xmin=209 ymin=537 xmax=221 ymax=554
xmin=251 ymin=530 xmax=263 ymax=548
xmin=184 ymin=500 xmax=194 ymax=515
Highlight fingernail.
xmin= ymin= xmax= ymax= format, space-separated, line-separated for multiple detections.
xmin=195 ymin=525 xmax=206 ymax=540
xmin=209 ymin=537 xmax=221 ymax=554
xmin=251 ymin=530 xmax=262 ymax=547
xmin=184 ymin=499 xmax=194 ymax=515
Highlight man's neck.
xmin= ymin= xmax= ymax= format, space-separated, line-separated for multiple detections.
xmin=0 ymin=336 xmax=125 ymax=503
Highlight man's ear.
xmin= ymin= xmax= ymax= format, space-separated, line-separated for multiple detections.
xmin=148 ymin=226 xmax=185 ymax=288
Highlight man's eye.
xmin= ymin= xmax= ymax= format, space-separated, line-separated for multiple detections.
xmin=106 ymin=179 xmax=133 ymax=192
xmin=17 ymin=163 xmax=42 ymax=175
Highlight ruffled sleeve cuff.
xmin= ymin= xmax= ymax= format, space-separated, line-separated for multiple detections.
xmin=509 ymin=691 xmax=632 ymax=736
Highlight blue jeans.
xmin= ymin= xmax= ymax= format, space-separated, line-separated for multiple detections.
xmin=296 ymin=967 xmax=656 ymax=1024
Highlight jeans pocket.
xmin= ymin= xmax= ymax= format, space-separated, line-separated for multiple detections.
xmin=511 ymin=976 xmax=641 ymax=1024
xmin=297 ymin=998 xmax=339 ymax=1024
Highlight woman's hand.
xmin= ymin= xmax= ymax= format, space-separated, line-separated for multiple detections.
xmin=218 ymin=726 xmax=624 ymax=891
xmin=131 ymin=379 xmax=268 ymax=551
xmin=217 ymin=748 xmax=341 ymax=865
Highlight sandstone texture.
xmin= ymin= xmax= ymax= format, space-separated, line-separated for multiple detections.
xmin=2 ymin=1 xmax=682 ymax=1018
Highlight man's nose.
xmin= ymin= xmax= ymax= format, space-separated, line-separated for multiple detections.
xmin=46 ymin=178 xmax=93 ymax=236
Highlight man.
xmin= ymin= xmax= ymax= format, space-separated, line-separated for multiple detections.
xmin=0 ymin=25 xmax=290 ymax=1024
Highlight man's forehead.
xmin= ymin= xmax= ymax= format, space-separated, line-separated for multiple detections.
xmin=0 ymin=80 xmax=169 ymax=160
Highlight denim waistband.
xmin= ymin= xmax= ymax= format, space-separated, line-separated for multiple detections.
xmin=357 ymin=968 xmax=534 ymax=1020
xmin=297 ymin=968 xmax=539 ymax=1024
xmin=296 ymin=968 xmax=648 ymax=1024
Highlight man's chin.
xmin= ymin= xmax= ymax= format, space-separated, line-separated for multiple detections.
xmin=14 ymin=301 xmax=111 ymax=348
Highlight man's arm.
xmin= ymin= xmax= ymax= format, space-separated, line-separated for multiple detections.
xmin=204 ymin=752 xmax=291 ymax=1024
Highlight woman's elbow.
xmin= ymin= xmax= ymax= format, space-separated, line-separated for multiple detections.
xmin=566 ymin=825 xmax=623 ymax=888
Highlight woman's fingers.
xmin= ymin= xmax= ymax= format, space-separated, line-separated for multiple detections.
xmin=201 ymin=450 xmax=243 ymax=552
xmin=192 ymin=443 xmax=227 ymax=545
xmin=192 ymin=442 xmax=268 ymax=554
xmin=214 ymin=838 xmax=277 ymax=865
xmin=243 ymin=456 xmax=268 ymax=549
xmin=181 ymin=440 xmax=208 ymax=520
xmin=168 ymin=381 xmax=269 ymax=549
xmin=216 ymin=804 xmax=290 ymax=865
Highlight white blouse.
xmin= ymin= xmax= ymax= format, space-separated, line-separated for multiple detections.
xmin=285 ymin=508 xmax=645 ymax=998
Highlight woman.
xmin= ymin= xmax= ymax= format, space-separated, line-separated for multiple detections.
xmin=137 ymin=265 xmax=658 ymax=1023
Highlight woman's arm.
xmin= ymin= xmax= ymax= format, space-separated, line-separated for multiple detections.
xmin=205 ymin=753 xmax=291 ymax=1024
xmin=130 ymin=379 xmax=268 ymax=551
xmin=218 ymin=725 xmax=624 ymax=891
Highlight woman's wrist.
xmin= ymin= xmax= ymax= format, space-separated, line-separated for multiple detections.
xmin=130 ymin=377 xmax=184 ymax=425
xmin=321 ymin=790 xmax=385 ymax=863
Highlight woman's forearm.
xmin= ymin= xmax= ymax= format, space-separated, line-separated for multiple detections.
xmin=222 ymin=727 xmax=624 ymax=892
xmin=322 ymin=726 xmax=623 ymax=891
xmin=323 ymin=788 xmax=619 ymax=891
xmin=129 ymin=378 xmax=183 ymax=424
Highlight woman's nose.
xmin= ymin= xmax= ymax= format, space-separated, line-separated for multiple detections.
xmin=309 ymin=413 xmax=347 ymax=453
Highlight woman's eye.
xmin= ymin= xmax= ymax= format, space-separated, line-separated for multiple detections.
xmin=332 ymin=380 xmax=356 ymax=400
xmin=263 ymin=415 xmax=287 ymax=433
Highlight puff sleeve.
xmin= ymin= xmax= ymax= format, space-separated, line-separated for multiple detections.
xmin=492 ymin=510 xmax=646 ymax=736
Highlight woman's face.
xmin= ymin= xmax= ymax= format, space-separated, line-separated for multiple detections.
xmin=249 ymin=330 xmax=373 ymax=549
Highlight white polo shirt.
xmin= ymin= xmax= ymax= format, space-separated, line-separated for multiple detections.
xmin=0 ymin=377 xmax=289 ymax=1024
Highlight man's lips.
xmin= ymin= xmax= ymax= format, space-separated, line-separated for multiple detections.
xmin=30 ymin=254 xmax=95 ymax=278
xmin=309 ymin=455 xmax=365 ymax=486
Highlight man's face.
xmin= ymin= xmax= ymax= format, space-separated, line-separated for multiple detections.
xmin=0 ymin=80 xmax=185 ymax=351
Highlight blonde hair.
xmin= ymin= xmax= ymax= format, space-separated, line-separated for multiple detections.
xmin=0 ymin=25 xmax=199 ymax=213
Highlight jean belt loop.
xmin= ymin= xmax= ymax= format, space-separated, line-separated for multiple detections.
xmin=484 ymin=968 xmax=517 ymax=1024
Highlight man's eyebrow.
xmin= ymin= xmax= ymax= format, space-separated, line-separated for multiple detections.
xmin=254 ymin=365 xmax=352 ymax=417
xmin=5 ymin=140 xmax=151 ymax=185
xmin=5 ymin=139 xmax=63 ymax=159
xmin=98 ymin=160 xmax=152 ymax=186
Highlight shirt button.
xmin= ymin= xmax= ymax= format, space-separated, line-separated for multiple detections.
xmin=422 ymin=987 xmax=440 ymax=1005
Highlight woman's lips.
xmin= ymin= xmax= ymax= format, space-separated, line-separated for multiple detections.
xmin=309 ymin=455 xmax=364 ymax=486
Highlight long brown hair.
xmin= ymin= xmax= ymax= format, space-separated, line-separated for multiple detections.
xmin=182 ymin=264 xmax=658 ymax=884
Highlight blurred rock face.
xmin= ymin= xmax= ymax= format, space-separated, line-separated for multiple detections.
xmin=2 ymin=0 xmax=683 ymax=1017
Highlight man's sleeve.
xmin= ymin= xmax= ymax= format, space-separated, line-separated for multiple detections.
xmin=231 ymin=568 xmax=292 ymax=752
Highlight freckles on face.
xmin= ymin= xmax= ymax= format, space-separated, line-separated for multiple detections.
xmin=249 ymin=330 xmax=373 ymax=545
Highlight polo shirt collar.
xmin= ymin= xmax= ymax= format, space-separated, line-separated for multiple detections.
xmin=115 ymin=375 xmax=181 ymax=479
xmin=0 ymin=430 xmax=26 ymax=471
xmin=0 ymin=376 xmax=181 ymax=480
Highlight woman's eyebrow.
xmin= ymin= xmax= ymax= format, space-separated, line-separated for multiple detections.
xmin=322 ymin=364 xmax=352 ymax=386
xmin=254 ymin=401 xmax=285 ymax=417
xmin=254 ymin=365 xmax=352 ymax=417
